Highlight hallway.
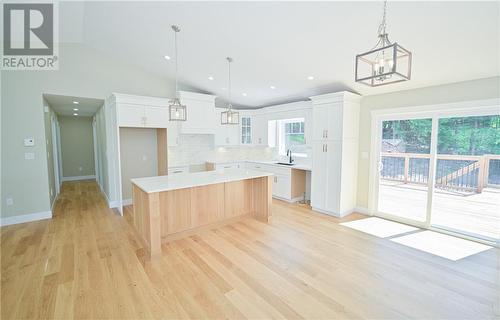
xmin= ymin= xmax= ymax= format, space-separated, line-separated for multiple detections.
xmin=1 ymin=181 xmax=498 ymax=319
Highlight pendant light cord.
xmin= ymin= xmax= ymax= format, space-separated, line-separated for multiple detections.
xmin=227 ymin=57 xmax=232 ymax=111
xmin=378 ymin=0 xmax=387 ymax=37
xmin=174 ymin=28 xmax=179 ymax=97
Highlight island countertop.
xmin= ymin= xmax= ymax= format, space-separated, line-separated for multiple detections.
xmin=131 ymin=169 xmax=274 ymax=193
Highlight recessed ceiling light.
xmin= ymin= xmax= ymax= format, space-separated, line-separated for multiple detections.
xmin=208 ymin=76 xmax=214 ymax=81
xmin=164 ymin=55 xmax=171 ymax=60
xmin=221 ymin=87 xmax=227 ymax=90
xmin=307 ymin=76 xmax=315 ymax=80
xmin=73 ymin=101 xmax=79 ymax=104
xmin=73 ymin=113 xmax=78 ymax=116
xmin=73 ymin=108 xmax=79 ymax=111
xmin=242 ymin=93 xmax=247 ymax=97
xmin=270 ymin=85 xmax=276 ymax=90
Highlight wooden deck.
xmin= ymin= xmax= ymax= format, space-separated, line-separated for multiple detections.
xmin=379 ymin=180 xmax=500 ymax=240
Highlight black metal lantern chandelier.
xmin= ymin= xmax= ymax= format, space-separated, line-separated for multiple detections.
xmin=355 ymin=0 xmax=412 ymax=87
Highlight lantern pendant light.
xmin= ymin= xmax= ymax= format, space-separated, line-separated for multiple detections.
xmin=169 ymin=25 xmax=187 ymax=121
xmin=221 ymin=57 xmax=239 ymax=125
xmin=355 ymin=0 xmax=412 ymax=87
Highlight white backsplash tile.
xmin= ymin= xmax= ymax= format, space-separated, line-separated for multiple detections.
xmin=168 ymin=134 xmax=280 ymax=167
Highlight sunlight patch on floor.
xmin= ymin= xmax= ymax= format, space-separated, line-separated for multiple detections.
xmin=391 ymin=230 xmax=493 ymax=261
xmin=340 ymin=217 xmax=419 ymax=238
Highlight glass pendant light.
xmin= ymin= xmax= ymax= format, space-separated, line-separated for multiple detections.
xmin=221 ymin=57 xmax=239 ymax=125
xmin=169 ymin=25 xmax=187 ymax=121
xmin=355 ymin=0 xmax=412 ymax=87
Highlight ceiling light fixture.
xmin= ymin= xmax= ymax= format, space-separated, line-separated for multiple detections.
xmin=355 ymin=0 xmax=412 ymax=86
xmin=73 ymin=101 xmax=79 ymax=104
xmin=270 ymin=85 xmax=276 ymax=90
xmin=220 ymin=57 xmax=239 ymax=125
xmin=73 ymin=108 xmax=79 ymax=111
xmin=208 ymin=76 xmax=214 ymax=80
xmin=307 ymin=76 xmax=314 ymax=80
xmin=73 ymin=113 xmax=78 ymax=116
xmin=164 ymin=55 xmax=171 ymax=60
xmin=168 ymin=25 xmax=187 ymax=121
xmin=242 ymin=93 xmax=247 ymax=97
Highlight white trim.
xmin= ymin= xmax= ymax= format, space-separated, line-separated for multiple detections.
xmin=122 ymin=198 xmax=132 ymax=206
xmin=51 ymin=114 xmax=60 ymax=196
xmin=92 ymin=118 xmax=99 ymax=186
xmin=62 ymin=175 xmax=96 ymax=182
xmin=354 ymin=206 xmax=370 ymax=215
xmin=0 ymin=211 xmax=52 ymax=227
xmin=312 ymin=207 xmax=353 ymax=218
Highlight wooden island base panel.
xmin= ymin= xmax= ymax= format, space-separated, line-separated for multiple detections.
xmin=131 ymin=170 xmax=273 ymax=258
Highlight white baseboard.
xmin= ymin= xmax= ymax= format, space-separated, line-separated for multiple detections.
xmin=122 ymin=198 xmax=132 ymax=206
xmin=0 ymin=211 xmax=52 ymax=227
xmin=354 ymin=206 xmax=370 ymax=215
xmin=62 ymin=175 xmax=96 ymax=182
xmin=312 ymin=207 xmax=354 ymax=218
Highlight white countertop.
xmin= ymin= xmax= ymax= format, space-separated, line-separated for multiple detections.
xmin=132 ymin=169 xmax=273 ymax=193
xmin=206 ymin=159 xmax=312 ymax=171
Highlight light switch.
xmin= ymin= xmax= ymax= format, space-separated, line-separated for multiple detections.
xmin=25 ymin=152 xmax=35 ymax=160
xmin=24 ymin=138 xmax=35 ymax=146
xmin=6 ymin=197 xmax=13 ymax=206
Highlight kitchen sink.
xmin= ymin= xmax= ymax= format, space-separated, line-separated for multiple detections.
xmin=276 ymin=162 xmax=294 ymax=166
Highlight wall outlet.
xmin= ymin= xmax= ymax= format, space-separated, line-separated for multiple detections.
xmin=24 ymin=138 xmax=35 ymax=146
xmin=6 ymin=197 xmax=13 ymax=206
xmin=24 ymin=152 xmax=35 ymax=160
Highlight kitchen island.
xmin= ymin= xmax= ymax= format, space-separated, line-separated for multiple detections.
xmin=131 ymin=169 xmax=273 ymax=258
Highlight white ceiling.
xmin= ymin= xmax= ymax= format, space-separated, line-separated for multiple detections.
xmin=44 ymin=94 xmax=104 ymax=117
xmin=60 ymin=1 xmax=499 ymax=108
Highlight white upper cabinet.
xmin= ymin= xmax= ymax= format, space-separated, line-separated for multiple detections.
xmin=252 ymin=114 xmax=268 ymax=146
xmin=214 ymin=108 xmax=240 ymax=146
xmin=144 ymin=106 xmax=169 ymax=128
xmin=112 ymin=93 xmax=178 ymax=146
xmin=179 ymin=91 xmax=217 ymax=134
xmin=117 ymin=104 xmax=146 ymax=127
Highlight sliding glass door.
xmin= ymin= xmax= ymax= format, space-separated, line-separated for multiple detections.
xmin=431 ymin=115 xmax=500 ymax=242
xmin=377 ymin=118 xmax=432 ymax=225
xmin=373 ymin=108 xmax=499 ymax=244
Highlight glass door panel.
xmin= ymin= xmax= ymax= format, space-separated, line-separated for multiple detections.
xmin=377 ymin=118 xmax=433 ymax=223
xmin=431 ymin=115 xmax=500 ymax=242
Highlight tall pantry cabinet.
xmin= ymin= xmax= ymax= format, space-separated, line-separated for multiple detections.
xmin=310 ymin=91 xmax=361 ymax=217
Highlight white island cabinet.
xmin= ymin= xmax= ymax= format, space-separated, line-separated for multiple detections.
xmin=310 ymin=91 xmax=361 ymax=217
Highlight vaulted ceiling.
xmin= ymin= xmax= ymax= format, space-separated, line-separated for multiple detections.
xmin=59 ymin=1 xmax=499 ymax=108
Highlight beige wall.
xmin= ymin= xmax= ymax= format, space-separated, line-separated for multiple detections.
xmin=59 ymin=116 xmax=95 ymax=177
xmin=94 ymin=106 xmax=107 ymax=195
xmin=119 ymin=128 xmax=158 ymax=200
xmin=1 ymin=43 xmax=174 ymax=218
xmin=356 ymin=76 xmax=500 ymax=209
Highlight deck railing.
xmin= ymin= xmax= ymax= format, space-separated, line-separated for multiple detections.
xmin=381 ymin=153 xmax=500 ymax=193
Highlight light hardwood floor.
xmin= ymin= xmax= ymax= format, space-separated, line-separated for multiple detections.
xmin=1 ymin=181 xmax=499 ymax=319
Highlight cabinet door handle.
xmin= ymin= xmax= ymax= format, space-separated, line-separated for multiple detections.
xmin=223 ymin=166 xmax=231 ymax=168
xmin=322 ymin=144 xmax=325 ymax=152
xmin=172 ymin=170 xmax=183 ymax=173
xmin=325 ymin=144 xmax=328 ymax=152
xmin=325 ymin=130 xmax=328 ymax=139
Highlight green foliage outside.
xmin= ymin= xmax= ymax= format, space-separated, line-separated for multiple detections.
xmin=382 ymin=115 xmax=500 ymax=155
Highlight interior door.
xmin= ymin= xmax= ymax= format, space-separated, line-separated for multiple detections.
xmin=375 ymin=118 xmax=433 ymax=224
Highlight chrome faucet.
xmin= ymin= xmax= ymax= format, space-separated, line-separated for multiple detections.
xmin=286 ymin=149 xmax=294 ymax=164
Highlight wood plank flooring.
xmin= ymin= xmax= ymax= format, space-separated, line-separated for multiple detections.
xmin=1 ymin=180 xmax=499 ymax=319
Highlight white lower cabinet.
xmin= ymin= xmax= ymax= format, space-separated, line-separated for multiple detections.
xmin=247 ymin=162 xmax=296 ymax=201
xmin=272 ymin=174 xmax=291 ymax=200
